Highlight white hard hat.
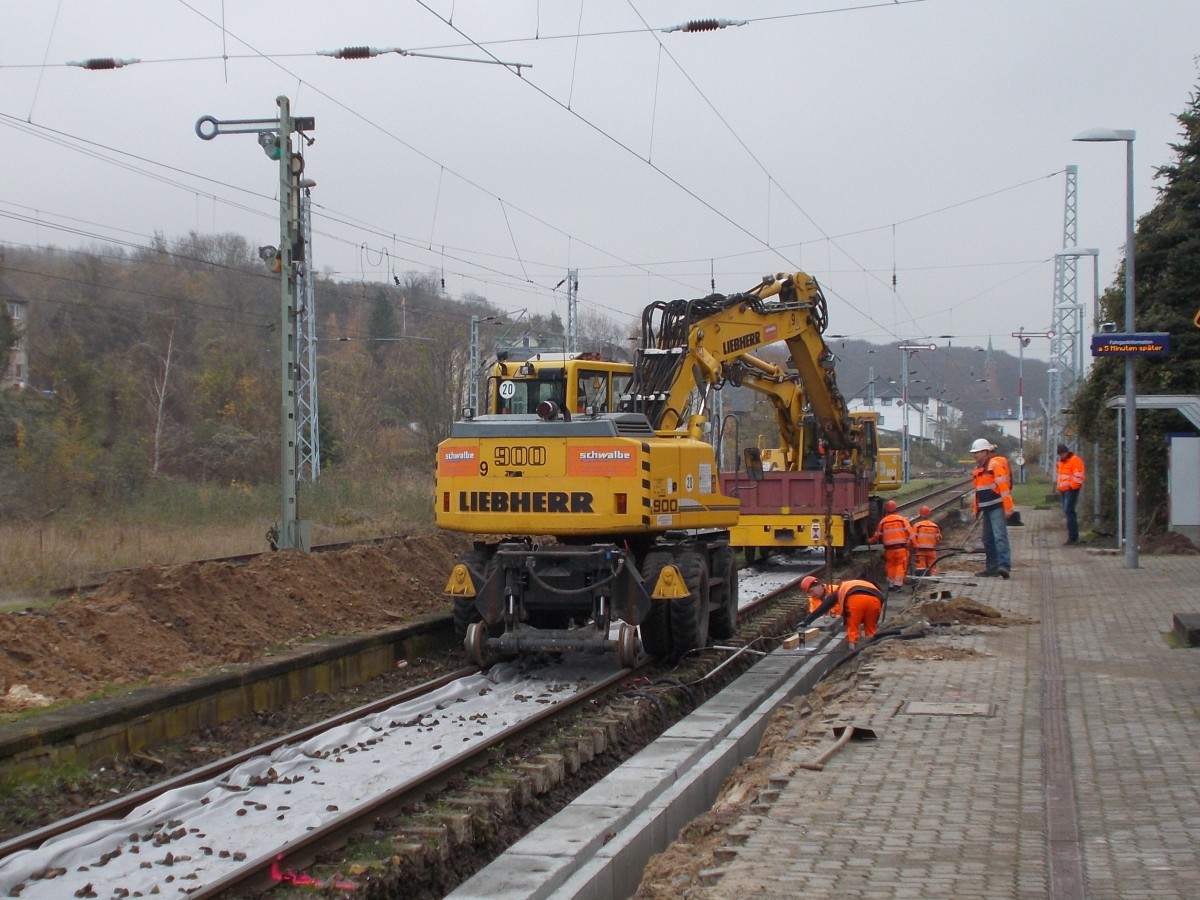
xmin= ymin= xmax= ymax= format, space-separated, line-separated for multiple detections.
xmin=970 ymin=438 xmax=995 ymax=453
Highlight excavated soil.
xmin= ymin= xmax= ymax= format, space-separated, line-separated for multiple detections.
xmin=0 ymin=532 xmax=471 ymax=713
xmin=1140 ymin=530 xmax=1200 ymax=555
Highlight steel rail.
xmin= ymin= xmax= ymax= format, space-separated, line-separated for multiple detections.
xmin=895 ymin=477 xmax=972 ymax=520
xmin=0 ymin=667 xmax=478 ymax=860
xmin=191 ymin=664 xmax=640 ymax=897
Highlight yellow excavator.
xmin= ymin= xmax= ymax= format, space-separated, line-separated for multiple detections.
xmin=436 ymin=272 xmax=896 ymax=664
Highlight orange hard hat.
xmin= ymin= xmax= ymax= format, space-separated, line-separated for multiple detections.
xmin=800 ymin=575 xmax=821 ymax=593
xmin=919 ymin=505 xmax=932 ymax=517
xmin=884 ymin=500 xmax=898 ymax=512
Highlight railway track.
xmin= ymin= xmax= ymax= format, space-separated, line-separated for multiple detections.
xmin=896 ymin=477 xmax=973 ymax=521
xmin=0 ymin=567 xmax=813 ymax=898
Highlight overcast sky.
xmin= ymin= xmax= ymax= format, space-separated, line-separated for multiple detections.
xmin=1 ymin=1 xmax=1197 ymax=362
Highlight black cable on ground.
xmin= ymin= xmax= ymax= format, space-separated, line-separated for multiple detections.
xmin=830 ymin=625 xmax=929 ymax=671
xmin=651 ymin=676 xmax=699 ymax=709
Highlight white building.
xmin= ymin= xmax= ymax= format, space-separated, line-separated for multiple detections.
xmin=847 ymin=388 xmax=963 ymax=451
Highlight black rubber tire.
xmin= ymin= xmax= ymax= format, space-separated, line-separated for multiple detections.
xmin=638 ymin=550 xmax=674 ymax=659
xmin=670 ymin=549 xmax=710 ymax=655
xmin=708 ymin=544 xmax=739 ymax=640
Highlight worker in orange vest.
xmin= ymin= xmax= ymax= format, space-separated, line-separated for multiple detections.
xmin=802 ymin=575 xmax=885 ymax=649
xmin=971 ymin=438 xmax=1014 ymax=578
xmin=912 ymin=506 xmax=943 ymax=576
xmin=868 ymin=500 xmax=915 ymax=590
xmin=1056 ymin=443 xmax=1086 ymax=545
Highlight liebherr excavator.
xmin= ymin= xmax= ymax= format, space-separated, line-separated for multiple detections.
xmin=436 ymin=271 xmax=896 ymax=665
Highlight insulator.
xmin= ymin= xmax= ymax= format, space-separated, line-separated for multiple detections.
xmin=683 ymin=19 xmax=720 ymax=32
xmin=82 ymin=58 xmax=119 ymax=69
xmin=337 ymin=46 xmax=373 ymax=59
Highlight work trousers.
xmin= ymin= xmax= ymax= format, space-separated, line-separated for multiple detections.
xmin=980 ymin=504 xmax=1011 ymax=572
xmin=882 ymin=547 xmax=909 ymax=586
xmin=844 ymin=593 xmax=881 ymax=646
xmin=1061 ymin=488 xmax=1080 ymax=542
xmin=914 ymin=548 xmax=938 ymax=575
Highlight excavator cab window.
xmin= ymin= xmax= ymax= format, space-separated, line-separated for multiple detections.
xmin=576 ymin=370 xmax=610 ymax=413
xmin=575 ymin=369 xmax=632 ymax=413
xmin=490 ymin=374 xmax=566 ymax=415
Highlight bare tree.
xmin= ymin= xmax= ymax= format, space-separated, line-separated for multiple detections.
xmin=143 ymin=323 xmax=176 ymax=475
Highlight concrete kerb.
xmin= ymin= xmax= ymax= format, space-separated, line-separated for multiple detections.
xmin=448 ymin=635 xmax=846 ymax=900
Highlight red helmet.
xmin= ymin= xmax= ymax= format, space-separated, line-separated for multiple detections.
xmin=884 ymin=500 xmax=898 ymax=513
xmin=800 ymin=575 xmax=821 ymax=593
xmin=919 ymin=505 xmax=932 ymax=517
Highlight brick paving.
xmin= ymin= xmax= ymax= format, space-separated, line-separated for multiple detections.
xmin=694 ymin=508 xmax=1200 ymax=898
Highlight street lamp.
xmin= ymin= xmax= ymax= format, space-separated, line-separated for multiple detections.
xmin=1074 ymin=127 xmax=1137 ymax=568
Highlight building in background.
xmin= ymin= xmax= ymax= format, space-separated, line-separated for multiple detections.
xmin=847 ymin=386 xmax=963 ymax=452
xmin=1 ymin=278 xmax=28 ymax=390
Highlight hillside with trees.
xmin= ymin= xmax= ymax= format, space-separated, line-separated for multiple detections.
xmin=0 ymin=238 xmax=631 ymax=525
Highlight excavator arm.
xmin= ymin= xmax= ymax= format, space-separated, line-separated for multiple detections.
xmin=622 ymin=271 xmax=857 ymax=465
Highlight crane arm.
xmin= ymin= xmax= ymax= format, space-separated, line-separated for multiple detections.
xmin=622 ymin=271 xmax=856 ymax=456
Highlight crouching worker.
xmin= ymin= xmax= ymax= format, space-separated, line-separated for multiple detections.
xmin=912 ymin=506 xmax=943 ymax=576
xmin=801 ymin=575 xmax=885 ymax=650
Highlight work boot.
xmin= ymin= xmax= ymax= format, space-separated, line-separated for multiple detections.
xmin=976 ymin=569 xmax=999 ymax=577
xmin=1064 ymin=539 xmax=1078 ymax=545
xmin=997 ymin=569 xmax=1011 ymax=579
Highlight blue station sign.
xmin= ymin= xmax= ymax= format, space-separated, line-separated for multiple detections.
xmin=1090 ymin=332 xmax=1171 ymax=357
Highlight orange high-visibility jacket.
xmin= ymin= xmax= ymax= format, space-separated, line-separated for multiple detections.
xmin=913 ymin=518 xmax=942 ymax=550
xmin=870 ymin=513 xmax=915 ymax=548
xmin=973 ymin=454 xmax=1014 ymax=515
xmin=1056 ymin=453 xmax=1085 ymax=492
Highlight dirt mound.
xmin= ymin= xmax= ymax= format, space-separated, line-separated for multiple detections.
xmin=1140 ymin=531 xmax=1200 ymax=555
xmin=0 ymin=532 xmax=471 ymax=712
xmin=912 ymin=596 xmax=1035 ymax=626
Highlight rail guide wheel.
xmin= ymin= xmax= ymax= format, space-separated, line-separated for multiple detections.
xmin=616 ymin=623 xmax=639 ymax=669
xmin=465 ymin=621 xmax=490 ymax=668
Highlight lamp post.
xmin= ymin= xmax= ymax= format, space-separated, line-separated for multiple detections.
xmin=1056 ymin=247 xmax=1102 ymax=521
xmin=1074 ymin=128 xmax=1137 ymax=568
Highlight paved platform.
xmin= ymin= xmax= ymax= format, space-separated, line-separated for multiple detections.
xmin=683 ymin=507 xmax=1200 ymax=898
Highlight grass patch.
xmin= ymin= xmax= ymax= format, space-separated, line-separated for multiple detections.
xmin=0 ymin=471 xmax=434 ymax=599
xmin=0 ymin=761 xmax=90 ymax=797
xmin=1011 ymin=473 xmax=1055 ymax=508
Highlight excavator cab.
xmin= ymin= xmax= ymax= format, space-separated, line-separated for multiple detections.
xmin=487 ymin=354 xmax=632 ymax=415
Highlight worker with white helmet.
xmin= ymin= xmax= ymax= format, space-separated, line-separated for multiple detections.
xmin=970 ymin=438 xmax=1013 ymax=578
